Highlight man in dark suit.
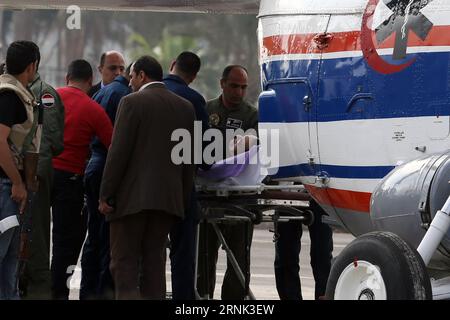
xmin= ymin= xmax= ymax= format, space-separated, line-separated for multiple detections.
xmin=99 ymin=56 xmax=196 ymax=300
xmin=88 ymin=51 xmax=125 ymax=97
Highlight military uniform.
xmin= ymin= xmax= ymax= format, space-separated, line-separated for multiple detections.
xmin=206 ymin=97 xmax=257 ymax=129
xmin=206 ymin=96 xmax=258 ymax=150
xmin=20 ymin=73 xmax=64 ymax=299
xmin=0 ymin=74 xmax=41 ymax=168
xmin=0 ymin=73 xmax=41 ymax=299
xmin=198 ymin=96 xmax=258 ymax=300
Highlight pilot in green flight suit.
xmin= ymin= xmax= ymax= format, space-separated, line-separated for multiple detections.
xmin=19 ymin=72 xmax=65 ymax=299
xmin=197 ymin=65 xmax=258 ymax=300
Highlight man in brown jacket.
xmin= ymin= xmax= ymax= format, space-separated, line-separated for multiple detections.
xmin=98 ymin=56 xmax=196 ymax=300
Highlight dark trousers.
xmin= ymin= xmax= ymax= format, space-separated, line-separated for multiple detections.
xmin=19 ymin=167 xmax=53 ymax=299
xmin=80 ymin=168 xmax=114 ymax=300
xmin=274 ymin=201 xmax=333 ymax=300
xmin=169 ymin=201 xmax=198 ymax=300
xmin=197 ymin=220 xmax=253 ymax=300
xmin=110 ymin=210 xmax=177 ymax=300
xmin=50 ymin=169 xmax=87 ymax=300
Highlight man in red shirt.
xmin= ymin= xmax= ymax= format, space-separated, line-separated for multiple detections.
xmin=51 ymin=59 xmax=113 ymax=300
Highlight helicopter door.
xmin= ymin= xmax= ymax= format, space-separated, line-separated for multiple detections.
xmin=258 ymin=14 xmax=330 ymax=181
xmin=259 ymin=79 xmax=314 ymax=180
xmin=314 ymin=13 xmax=377 ymax=232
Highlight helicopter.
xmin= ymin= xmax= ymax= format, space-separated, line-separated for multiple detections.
xmin=257 ymin=0 xmax=450 ymax=300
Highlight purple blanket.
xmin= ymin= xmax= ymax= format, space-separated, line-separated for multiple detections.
xmin=197 ymin=146 xmax=258 ymax=181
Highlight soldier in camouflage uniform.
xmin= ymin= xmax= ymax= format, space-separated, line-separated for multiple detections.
xmin=0 ymin=41 xmax=41 ymax=300
xmin=19 ymin=70 xmax=65 ymax=300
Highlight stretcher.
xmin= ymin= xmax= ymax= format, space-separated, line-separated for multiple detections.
xmin=194 ymin=182 xmax=315 ymax=300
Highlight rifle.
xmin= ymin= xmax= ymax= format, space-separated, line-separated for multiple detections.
xmin=17 ymin=193 xmax=35 ymax=296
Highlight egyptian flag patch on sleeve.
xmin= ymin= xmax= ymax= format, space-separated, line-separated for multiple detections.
xmin=41 ymin=93 xmax=55 ymax=108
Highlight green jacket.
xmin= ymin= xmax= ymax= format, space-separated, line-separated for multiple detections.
xmin=29 ymin=73 xmax=65 ymax=176
xmin=206 ymin=95 xmax=258 ymax=160
xmin=206 ymin=95 xmax=258 ymax=132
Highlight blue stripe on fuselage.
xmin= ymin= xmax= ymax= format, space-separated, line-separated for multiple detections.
xmin=275 ymin=163 xmax=395 ymax=179
xmin=260 ymin=51 xmax=450 ymax=123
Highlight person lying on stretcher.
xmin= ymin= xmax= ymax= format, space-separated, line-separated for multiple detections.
xmin=197 ymin=134 xmax=264 ymax=185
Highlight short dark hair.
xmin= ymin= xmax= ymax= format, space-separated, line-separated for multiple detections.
xmin=30 ymin=42 xmax=41 ymax=71
xmin=133 ymin=56 xmax=163 ymax=81
xmin=67 ymin=59 xmax=93 ymax=82
xmin=222 ymin=65 xmax=248 ymax=80
xmin=6 ymin=41 xmax=40 ymax=75
xmin=125 ymin=62 xmax=134 ymax=78
xmin=0 ymin=62 xmax=6 ymax=75
xmin=99 ymin=52 xmax=106 ymax=67
xmin=175 ymin=51 xmax=201 ymax=77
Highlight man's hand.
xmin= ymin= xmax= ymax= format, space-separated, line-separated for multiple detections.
xmin=11 ymin=181 xmax=27 ymax=214
xmin=99 ymin=199 xmax=114 ymax=215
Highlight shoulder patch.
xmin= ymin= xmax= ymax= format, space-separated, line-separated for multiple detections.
xmin=41 ymin=93 xmax=55 ymax=108
xmin=209 ymin=113 xmax=220 ymax=127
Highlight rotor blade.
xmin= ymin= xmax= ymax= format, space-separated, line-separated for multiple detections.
xmin=0 ymin=0 xmax=260 ymax=14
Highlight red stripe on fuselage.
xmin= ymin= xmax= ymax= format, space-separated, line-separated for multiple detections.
xmin=263 ymin=26 xmax=450 ymax=56
xmin=305 ymin=185 xmax=371 ymax=213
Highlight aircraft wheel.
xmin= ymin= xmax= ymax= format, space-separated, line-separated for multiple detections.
xmin=326 ymin=231 xmax=432 ymax=300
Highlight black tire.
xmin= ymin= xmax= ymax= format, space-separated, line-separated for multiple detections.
xmin=326 ymin=231 xmax=432 ymax=300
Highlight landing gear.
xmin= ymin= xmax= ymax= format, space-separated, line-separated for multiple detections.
xmin=326 ymin=231 xmax=432 ymax=300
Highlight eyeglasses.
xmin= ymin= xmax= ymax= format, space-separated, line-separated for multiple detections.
xmin=107 ymin=65 xmax=125 ymax=72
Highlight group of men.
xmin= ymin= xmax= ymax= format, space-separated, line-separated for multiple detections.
xmin=0 ymin=40 xmax=333 ymax=300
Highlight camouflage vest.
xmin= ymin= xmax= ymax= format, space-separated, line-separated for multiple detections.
xmin=0 ymin=74 xmax=39 ymax=170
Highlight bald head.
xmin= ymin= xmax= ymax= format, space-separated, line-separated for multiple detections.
xmin=98 ymin=50 xmax=125 ymax=86
xmin=220 ymin=65 xmax=249 ymax=108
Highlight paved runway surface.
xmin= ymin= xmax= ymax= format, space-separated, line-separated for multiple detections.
xmin=193 ymin=224 xmax=354 ymax=300
xmin=69 ymin=224 xmax=354 ymax=300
